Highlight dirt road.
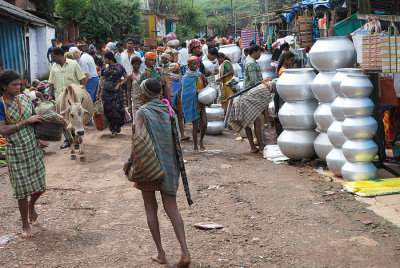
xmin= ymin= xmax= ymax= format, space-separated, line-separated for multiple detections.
xmin=0 ymin=125 xmax=399 ymax=267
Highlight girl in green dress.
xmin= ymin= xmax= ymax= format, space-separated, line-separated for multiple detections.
xmin=0 ymin=70 xmax=46 ymax=238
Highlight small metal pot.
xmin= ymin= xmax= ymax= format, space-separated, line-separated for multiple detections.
xmin=314 ymin=132 xmax=334 ymax=162
xmin=342 ymin=97 xmax=374 ymax=118
xmin=278 ymin=101 xmax=318 ymax=130
xmin=314 ymin=103 xmax=334 ymax=132
xmin=326 ymin=147 xmax=347 ymax=177
xmin=342 ymin=139 xmax=378 ymax=162
xmin=341 ymin=74 xmax=373 ymax=98
xmin=342 ymin=116 xmax=377 ymax=139
xmin=311 ymin=71 xmax=337 ymax=103
xmin=341 ymin=162 xmax=377 ymax=181
xmin=327 ymin=120 xmax=347 ymax=148
xmin=206 ymin=121 xmax=224 ymax=135
xmin=268 ymin=100 xmax=277 ymax=118
xmin=206 ymin=104 xmax=224 ymax=121
xmin=198 ymin=85 xmax=218 ymax=105
xmin=278 ymin=129 xmax=317 ymax=160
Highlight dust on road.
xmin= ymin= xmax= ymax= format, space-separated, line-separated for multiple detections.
xmin=0 ymin=125 xmax=399 ymax=267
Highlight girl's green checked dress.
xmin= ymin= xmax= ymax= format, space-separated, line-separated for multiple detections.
xmin=0 ymin=94 xmax=46 ymax=199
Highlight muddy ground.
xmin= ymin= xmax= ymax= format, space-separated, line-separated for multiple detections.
xmin=0 ymin=124 xmax=399 ymax=268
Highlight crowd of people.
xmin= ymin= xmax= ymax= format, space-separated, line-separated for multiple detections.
xmin=0 ymin=33 xmax=295 ymax=267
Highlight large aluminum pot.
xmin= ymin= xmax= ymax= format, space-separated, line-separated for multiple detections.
xmin=311 ymin=71 xmax=337 ymax=103
xmin=327 ymin=120 xmax=347 ymax=148
xmin=276 ymin=68 xmax=316 ymax=101
xmin=326 ymin=147 xmax=347 ymax=177
xmin=331 ymin=96 xmax=346 ymax=120
xmin=206 ymin=104 xmax=224 ymax=121
xmin=309 ymin=36 xmax=356 ymax=72
xmin=256 ymin=52 xmax=273 ymax=72
xmin=342 ymin=97 xmax=374 ymax=118
xmin=261 ymin=70 xmax=277 ymax=80
xmin=198 ymin=85 xmax=218 ymax=105
xmin=313 ymin=103 xmax=334 ymax=132
xmin=206 ymin=121 xmax=224 ymax=135
xmin=268 ymin=100 xmax=277 ymax=118
xmin=278 ymin=101 xmax=318 ymax=130
xmin=341 ymin=162 xmax=377 ymax=181
xmin=278 ymin=129 xmax=317 ymax=160
xmin=331 ymin=68 xmax=363 ymax=95
xmin=203 ymin=60 xmax=215 ymax=76
xmin=341 ymin=74 xmax=373 ymax=98
xmin=219 ymin=44 xmax=241 ymax=63
xmin=342 ymin=139 xmax=378 ymax=162
xmin=342 ymin=116 xmax=377 ymax=139
xmin=314 ymin=132 xmax=334 ymax=162
xmin=232 ymin=62 xmax=242 ymax=76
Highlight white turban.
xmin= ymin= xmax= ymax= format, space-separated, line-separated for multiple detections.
xmin=69 ymin=47 xmax=80 ymax=53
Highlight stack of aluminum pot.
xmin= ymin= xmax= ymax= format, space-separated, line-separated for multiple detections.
xmin=340 ymin=75 xmax=378 ymax=180
xmin=308 ymin=36 xmax=357 ymax=176
xmin=276 ymin=68 xmax=317 ymax=160
xmin=205 ymin=104 xmax=225 ymax=135
xmin=327 ymin=69 xmax=363 ymax=176
xmin=311 ymin=72 xmax=336 ymax=161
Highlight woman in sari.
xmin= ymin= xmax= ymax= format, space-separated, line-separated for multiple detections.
xmin=97 ymin=51 xmax=128 ymax=136
xmin=216 ymin=52 xmax=234 ymax=111
xmin=124 ymin=78 xmax=191 ymax=267
xmin=0 ymin=70 xmax=47 ymax=238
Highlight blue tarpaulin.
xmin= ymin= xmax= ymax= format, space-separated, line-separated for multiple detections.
xmin=282 ymin=0 xmax=341 ymax=22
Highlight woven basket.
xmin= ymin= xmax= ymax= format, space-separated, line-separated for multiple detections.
xmin=34 ymin=121 xmax=64 ymax=141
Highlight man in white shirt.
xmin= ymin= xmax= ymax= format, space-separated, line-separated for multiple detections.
xmin=120 ymin=38 xmax=142 ymax=75
xmin=178 ymin=41 xmax=189 ymax=75
xmin=69 ymin=47 xmax=99 ymax=103
xmin=202 ymin=38 xmax=211 ymax=58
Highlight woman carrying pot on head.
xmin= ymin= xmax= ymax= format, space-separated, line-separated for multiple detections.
xmin=124 ymin=78 xmax=191 ymax=267
xmin=0 ymin=70 xmax=47 ymax=238
xmin=216 ymin=52 xmax=235 ymax=111
xmin=97 ymin=51 xmax=129 ymax=137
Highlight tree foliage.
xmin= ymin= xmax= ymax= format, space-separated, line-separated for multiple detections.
xmin=55 ymin=0 xmax=88 ymax=29
xmin=79 ymin=0 xmax=143 ymax=45
xmin=30 ymin=0 xmax=56 ymax=24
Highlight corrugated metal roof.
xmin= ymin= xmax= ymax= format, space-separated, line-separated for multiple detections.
xmin=0 ymin=0 xmax=54 ymax=27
